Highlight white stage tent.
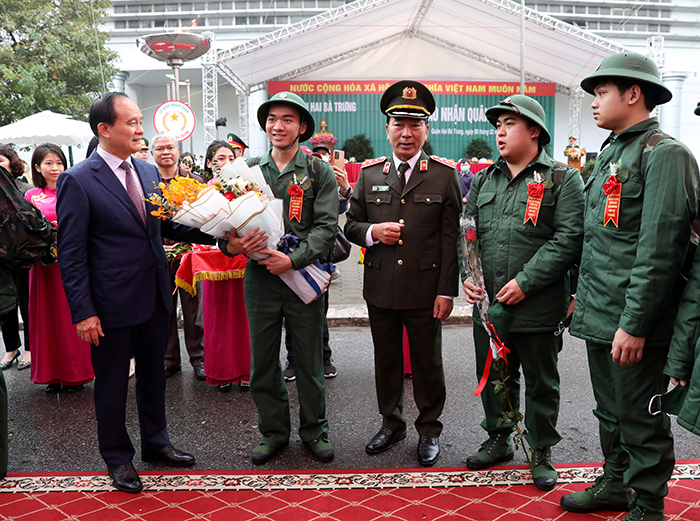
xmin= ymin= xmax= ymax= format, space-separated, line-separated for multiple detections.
xmin=212 ymin=0 xmax=627 ymax=153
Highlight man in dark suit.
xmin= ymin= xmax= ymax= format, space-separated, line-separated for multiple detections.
xmin=56 ymin=92 xmax=213 ymax=493
xmin=345 ymin=80 xmax=461 ymax=466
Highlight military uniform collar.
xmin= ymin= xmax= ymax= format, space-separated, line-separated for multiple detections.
xmin=259 ymin=147 xmax=307 ymax=176
xmin=493 ymin=148 xmax=551 ymax=178
xmin=600 ymin=117 xmax=659 ymax=150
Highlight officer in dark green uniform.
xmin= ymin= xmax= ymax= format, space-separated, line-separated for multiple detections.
xmin=463 ymin=95 xmax=584 ymax=490
xmin=132 ymin=137 xmax=149 ymax=162
xmin=220 ymin=92 xmax=338 ymax=465
xmin=345 ymin=80 xmax=461 ymax=467
xmin=561 ymin=52 xmax=700 ymax=521
xmin=226 ymin=133 xmax=247 ymax=159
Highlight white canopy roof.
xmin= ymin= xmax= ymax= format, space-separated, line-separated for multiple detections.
xmin=218 ymin=0 xmax=627 ymax=92
xmin=0 ymin=111 xmax=93 ymax=147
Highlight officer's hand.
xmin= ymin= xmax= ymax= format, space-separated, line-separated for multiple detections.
xmin=433 ymin=296 xmax=453 ymax=320
xmin=495 ymin=279 xmax=525 ymax=305
xmin=670 ymin=377 xmax=689 ymax=387
xmin=259 ymin=249 xmax=293 ymax=275
xmin=463 ymin=279 xmax=485 ymax=304
xmin=372 ymin=222 xmax=404 ymax=245
xmin=611 ymin=328 xmax=645 ymax=366
xmin=226 ymin=227 xmax=267 ymax=256
xmin=76 ymin=316 xmax=104 ymax=346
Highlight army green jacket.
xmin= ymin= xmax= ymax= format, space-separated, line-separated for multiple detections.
xmin=220 ymin=148 xmax=338 ymax=268
xmin=464 ymin=150 xmax=584 ymax=332
xmin=570 ymin=118 xmax=700 ymax=346
xmin=664 ymin=247 xmax=700 ymax=436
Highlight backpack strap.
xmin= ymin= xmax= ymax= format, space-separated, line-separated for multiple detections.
xmin=640 ymin=132 xmax=673 ymax=180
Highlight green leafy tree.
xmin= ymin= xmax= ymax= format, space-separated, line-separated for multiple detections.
xmin=342 ymin=133 xmax=375 ymax=162
xmin=464 ymin=138 xmax=493 ymax=160
xmin=0 ymin=0 xmax=119 ymax=126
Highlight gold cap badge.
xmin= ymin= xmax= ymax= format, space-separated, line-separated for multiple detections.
xmin=402 ymin=87 xmax=417 ymax=100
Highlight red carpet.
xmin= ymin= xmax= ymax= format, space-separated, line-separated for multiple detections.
xmin=1 ymin=462 xmax=698 ymax=520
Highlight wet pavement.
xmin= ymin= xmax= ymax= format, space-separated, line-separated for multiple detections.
xmin=2 ymin=221 xmax=697 ymax=475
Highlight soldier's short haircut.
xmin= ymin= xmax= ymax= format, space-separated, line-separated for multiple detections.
xmin=594 ymin=77 xmax=658 ymax=112
xmin=89 ymin=92 xmax=130 ymax=137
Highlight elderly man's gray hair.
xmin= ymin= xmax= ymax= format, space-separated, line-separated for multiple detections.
xmin=151 ymin=131 xmax=178 ymax=150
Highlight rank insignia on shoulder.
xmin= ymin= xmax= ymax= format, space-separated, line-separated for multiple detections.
xmin=420 ymin=160 xmax=428 ymax=171
xmin=361 ymin=156 xmax=387 ymax=168
xmin=430 ymin=155 xmax=456 ymax=168
xmin=383 ymin=161 xmax=391 ymax=173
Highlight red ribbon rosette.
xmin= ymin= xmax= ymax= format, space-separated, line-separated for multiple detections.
xmin=603 ymin=175 xmax=621 ymax=227
xmin=603 ymin=176 xmax=618 ymax=196
xmin=288 ymin=184 xmax=304 ymax=222
xmin=524 ymin=182 xmax=545 ymax=226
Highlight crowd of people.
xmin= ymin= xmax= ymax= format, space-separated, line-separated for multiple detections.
xmin=1 ymin=51 xmax=700 ymax=521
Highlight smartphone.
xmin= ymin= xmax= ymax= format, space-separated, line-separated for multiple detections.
xmin=333 ymin=149 xmax=345 ymax=168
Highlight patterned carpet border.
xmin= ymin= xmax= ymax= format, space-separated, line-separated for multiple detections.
xmin=1 ymin=463 xmax=698 ymax=493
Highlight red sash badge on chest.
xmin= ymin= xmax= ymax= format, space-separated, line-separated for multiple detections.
xmin=524 ymin=172 xmax=545 ymax=226
xmin=603 ymin=161 xmax=625 ymax=228
xmin=288 ymin=173 xmax=308 ymax=222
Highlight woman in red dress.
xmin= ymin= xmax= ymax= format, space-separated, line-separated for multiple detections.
xmin=25 ymin=144 xmax=94 ymax=392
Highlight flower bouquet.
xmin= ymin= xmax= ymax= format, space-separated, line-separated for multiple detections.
xmin=309 ymin=135 xmax=338 ymax=146
xmin=565 ymin=146 xmax=586 ymax=160
xmin=461 ymin=214 xmax=510 ymax=396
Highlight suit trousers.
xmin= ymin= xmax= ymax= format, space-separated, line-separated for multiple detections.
xmin=91 ymin=299 xmax=171 ymax=467
xmin=367 ymin=304 xmax=445 ymax=437
xmin=586 ymin=341 xmax=674 ymax=506
xmin=245 ymin=261 xmax=328 ymax=447
xmin=474 ymin=326 xmax=562 ymax=449
xmin=165 ymin=260 xmax=204 ymax=368
xmin=0 ymin=269 xmax=30 ymax=353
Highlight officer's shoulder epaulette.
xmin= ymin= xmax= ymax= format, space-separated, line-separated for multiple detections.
xmin=430 ymin=155 xmax=456 ymax=168
xmin=361 ymin=156 xmax=387 ymax=168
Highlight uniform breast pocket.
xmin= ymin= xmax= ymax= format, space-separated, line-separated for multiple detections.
xmin=414 ymin=193 xmax=442 ymax=226
xmin=367 ymin=192 xmax=392 ymax=222
xmin=476 ymin=190 xmax=497 ymax=231
xmin=519 ymin=190 xmax=556 ymax=235
xmin=616 ymin=179 xmax=644 ymax=231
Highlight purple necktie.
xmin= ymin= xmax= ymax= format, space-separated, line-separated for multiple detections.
xmin=121 ymin=161 xmax=147 ymax=226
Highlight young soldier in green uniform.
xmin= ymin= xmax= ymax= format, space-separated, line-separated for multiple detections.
xmin=463 ymin=95 xmax=584 ymax=490
xmin=561 ymin=52 xmax=700 ymax=521
xmin=345 ymin=80 xmax=461 ymax=467
xmin=220 ymin=92 xmax=338 ymax=465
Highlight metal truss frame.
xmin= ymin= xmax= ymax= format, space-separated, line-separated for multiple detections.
xmin=482 ymin=0 xmax=627 ymax=55
xmin=201 ymin=32 xmax=219 ymax=146
xmin=408 ymin=0 xmax=434 ymax=37
xmin=568 ymin=86 xmax=584 ymax=142
xmin=217 ymin=63 xmax=250 ymax=145
xmin=217 ymin=0 xmax=393 ymax=64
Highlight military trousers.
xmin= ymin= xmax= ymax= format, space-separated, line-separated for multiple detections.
xmin=244 ymin=261 xmax=328 ymax=448
xmin=367 ymin=304 xmax=445 ymax=437
xmin=586 ymin=341 xmax=674 ymax=505
xmin=474 ymin=326 xmax=562 ymax=449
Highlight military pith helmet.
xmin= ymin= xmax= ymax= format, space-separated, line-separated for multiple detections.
xmin=485 ymin=95 xmax=551 ymax=145
xmin=257 ymin=91 xmax=315 ymax=142
xmin=695 ymin=102 xmax=700 ymax=116
xmin=380 ymin=80 xmax=435 ymax=119
xmin=140 ymin=138 xmax=149 ymax=150
xmin=227 ymin=133 xmax=247 ymax=150
xmin=580 ymin=52 xmax=672 ymax=105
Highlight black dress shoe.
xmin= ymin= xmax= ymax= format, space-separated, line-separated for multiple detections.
xmin=164 ymin=365 xmax=182 ymax=379
xmin=108 ymin=462 xmax=143 ymax=493
xmin=193 ymin=364 xmax=206 ymax=381
xmin=64 ymin=384 xmax=84 ymax=393
xmin=417 ymin=436 xmax=440 ymax=467
xmin=365 ymin=427 xmax=406 ymax=454
xmin=142 ymin=444 xmax=195 ymax=467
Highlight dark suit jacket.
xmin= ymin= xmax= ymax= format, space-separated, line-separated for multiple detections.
xmin=345 ymin=151 xmax=461 ymax=309
xmin=56 ymin=152 xmax=213 ymax=329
